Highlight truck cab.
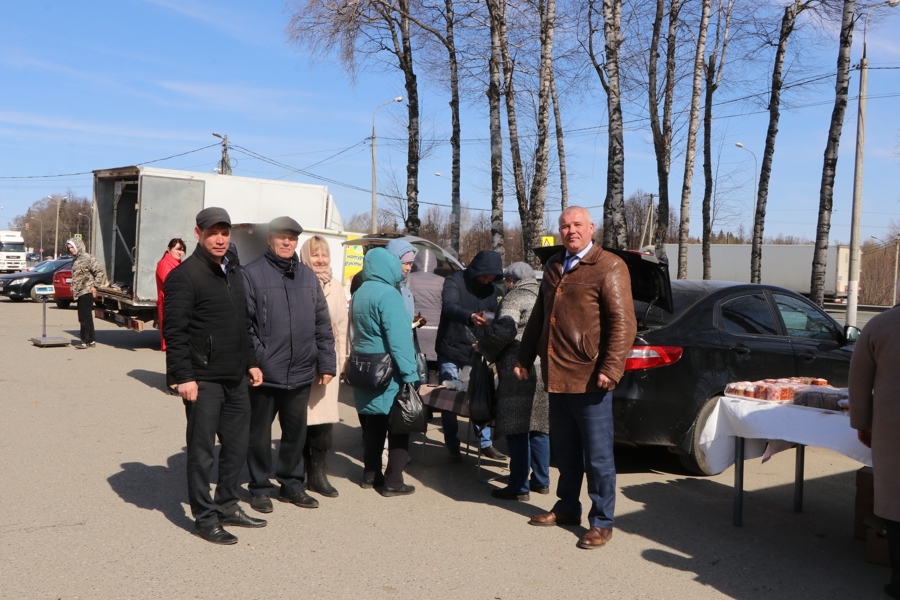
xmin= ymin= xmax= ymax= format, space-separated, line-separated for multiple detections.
xmin=0 ymin=231 xmax=27 ymax=273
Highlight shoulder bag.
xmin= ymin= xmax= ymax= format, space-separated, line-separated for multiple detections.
xmin=343 ymin=298 xmax=394 ymax=390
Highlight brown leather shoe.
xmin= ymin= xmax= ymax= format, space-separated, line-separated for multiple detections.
xmin=577 ymin=527 xmax=613 ymax=549
xmin=528 ymin=510 xmax=581 ymax=527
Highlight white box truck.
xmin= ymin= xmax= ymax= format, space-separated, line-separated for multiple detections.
xmin=0 ymin=230 xmax=27 ymax=273
xmin=91 ymin=165 xmax=349 ymax=331
xmin=664 ymin=243 xmax=849 ymax=299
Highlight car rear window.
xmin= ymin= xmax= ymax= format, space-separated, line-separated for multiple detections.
xmin=634 ymin=285 xmax=707 ymax=328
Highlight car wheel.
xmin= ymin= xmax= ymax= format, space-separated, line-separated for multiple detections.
xmin=56 ymin=300 xmax=71 ymax=309
xmin=29 ymin=286 xmax=39 ymax=301
xmin=678 ymin=395 xmax=721 ymax=476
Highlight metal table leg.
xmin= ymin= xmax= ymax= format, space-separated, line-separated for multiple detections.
xmin=794 ymin=444 xmax=805 ymax=513
xmin=733 ymin=436 xmax=745 ymax=527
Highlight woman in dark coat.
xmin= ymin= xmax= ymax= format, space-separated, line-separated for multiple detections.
xmin=475 ymin=262 xmax=550 ymax=501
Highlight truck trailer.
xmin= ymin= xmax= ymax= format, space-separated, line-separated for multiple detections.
xmin=91 ymin=165 xmax=349 ymax=332
xmin=663 ymin=243 xmax=849 ymax=299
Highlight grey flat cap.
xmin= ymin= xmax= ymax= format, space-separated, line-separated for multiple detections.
xmin=196 ymin=207 xmax=232 ymax=229
xmin=504 ymin=261 xmax=535 ymax=282
xmin=268 ymin=216 xmax=303 ymax=235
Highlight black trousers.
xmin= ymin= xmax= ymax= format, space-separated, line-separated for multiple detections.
xmin=76 ymin=294 xmax=95 ymax=344
xmin=887 ymin=519 xmax=900 ymax=587
xmin=183 ymin=379 xmax=250 ymax=528
xmin=247 ymin=385 xmax=311 ymax=497
xmin=360 ymin=413 xmax=409 ymax=488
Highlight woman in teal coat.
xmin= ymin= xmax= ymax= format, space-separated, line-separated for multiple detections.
xmin=351 ymin=248 xmax=420 ymax=496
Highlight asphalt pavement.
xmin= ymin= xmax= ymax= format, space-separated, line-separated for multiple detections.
xmin=0 ymin=299 xmax=889 ymax=599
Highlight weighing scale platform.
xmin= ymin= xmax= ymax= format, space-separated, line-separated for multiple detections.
xmin=31 ymin=336 xmax=70 ymax=347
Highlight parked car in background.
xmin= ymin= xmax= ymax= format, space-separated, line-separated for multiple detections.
xmin=342 ymin=233 xmax=464 ymax=278
xmin=0 ymin=258 xmax=73 ymax=302
xmin=614 ymin=279 xmax=859 ymax=475
xmin=52 ymin=267 xmax=74 ymax=308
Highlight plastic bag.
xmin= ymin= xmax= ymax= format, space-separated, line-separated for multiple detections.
xmin=467 ymin=354 xmax=496 ymax=426
xmin=389 ymin=383 xmax=427 ymax=434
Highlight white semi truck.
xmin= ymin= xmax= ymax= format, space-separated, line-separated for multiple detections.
xmin=0 ymin=230 xmax=27 ymax=273
xmin=91 ymin=165 xmax=349 ymax=331
xmin=664 ymin=243 xmax=849 ymax=300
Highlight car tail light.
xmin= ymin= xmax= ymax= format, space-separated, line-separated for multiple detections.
xmin=624 ymin=346 xmax=683 ymax=371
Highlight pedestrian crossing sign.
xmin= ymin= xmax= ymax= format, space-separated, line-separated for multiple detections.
xmin=541 ymin=236 xmax=554 ymax=247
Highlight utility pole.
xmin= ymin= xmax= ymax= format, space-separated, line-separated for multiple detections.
xmin=847 ymin=0 xmax=900 ymax=326
xmin=893 ymin=235 xmax=899 ymax=306
xmin=212 ymin=132 xmax=232 ymax=175
xmin=52 ymin=195 xmax=67 ymax=258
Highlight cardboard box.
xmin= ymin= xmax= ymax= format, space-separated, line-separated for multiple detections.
xmin=855 ymin=466 xmax=874 ymax=541
xmin=866 ymin=526 xmax=890 ymax=567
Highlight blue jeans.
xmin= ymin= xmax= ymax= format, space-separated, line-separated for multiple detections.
xmin=549 ymin=391 xmax=616 ymax=529
xmin=439 ymin=357 xmax=492 ymax=449
xmin=506 ymin=431 xmax=550 ymax=494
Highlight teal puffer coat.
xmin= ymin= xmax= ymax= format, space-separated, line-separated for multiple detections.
xmin=351 ymin=248 xmax=419 ymax=415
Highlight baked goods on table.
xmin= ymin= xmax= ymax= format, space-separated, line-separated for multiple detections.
xmin=724 ymin=377 xmax=849 ymax=412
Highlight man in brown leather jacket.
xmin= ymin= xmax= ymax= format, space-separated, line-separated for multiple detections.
xmin=515 ymin=205 xmax=636 ymax=550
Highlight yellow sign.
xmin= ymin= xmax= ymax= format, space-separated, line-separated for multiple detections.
xmin=541 ymin=236 xmax=554 ymax=247
xmin=342 ymin=235 xmax=364 ymax=291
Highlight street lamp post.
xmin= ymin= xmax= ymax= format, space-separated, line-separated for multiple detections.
xmin=31 ymin=217 xmax=43 ymax=258
xmin=846 ymin=0 xmax=900 ymax=327
xmin=371 ymin=96 xmax=404 ymax=234
xmin=52 ymin=196 xmax=67 ymax=258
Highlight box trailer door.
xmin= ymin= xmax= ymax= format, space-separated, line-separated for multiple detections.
xmin=134 ymin=175 xmax=205 ymax=303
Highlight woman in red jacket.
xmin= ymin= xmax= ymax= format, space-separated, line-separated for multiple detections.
xmin=156 ymin=238 xmax=186 ymax=351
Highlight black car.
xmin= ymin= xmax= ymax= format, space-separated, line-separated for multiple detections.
xmin=614 ymin=277 xmax=859 ymax=475
xmin=0 ymin=259 xmax=74 ymax=301
xmin=534 ymin=245 xmax=858 ymax=476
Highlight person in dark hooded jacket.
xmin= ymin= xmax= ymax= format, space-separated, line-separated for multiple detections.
xmin=435 ymin=250 xmax=506 ymax=459
xmin=241 ymin=216 xmax=336 ymax=514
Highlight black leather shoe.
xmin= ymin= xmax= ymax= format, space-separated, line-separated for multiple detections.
xmin=279 ymin=490 xmax=319 ymax=508
xmin=481 ymin=445 xmax=507 ymax=460
xmin=530 ymin=480 xmax=550 ymax=494
xmin=491 ymin=486 xmax=529 ymax=501
xmin=194 ymin=523 xmax=238 ymax=545
xmin=220 ymin=506 xmax=267 ymax=528
xmin=380 ymin=484 xmax=416 ymax=497
xmin=250 ymin=495 xmax=273 ymax=514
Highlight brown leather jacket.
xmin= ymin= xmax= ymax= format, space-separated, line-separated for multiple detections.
xmin=517 ymin=244 xmax=637 ymax=394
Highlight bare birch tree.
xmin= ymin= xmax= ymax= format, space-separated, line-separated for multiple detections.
xmin=809 ymin=0 xmax=855 ymax=305
xmin=701 ymin=0 xmax=734 ymax=279
xmin=675 ymin=0 xmax=711 ymax=279
xmin=286 ymin=0 xmax=422 ymax=233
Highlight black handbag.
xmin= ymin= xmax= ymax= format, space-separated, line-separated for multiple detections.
xmin=344 ymin=297 xmax=394 ymax=390
xmin=467 ymin=353 xmax=496 ymax=426
xmin=343 ymin=351 xmax=394 ymax=390
xmin=413 ymin=329 xmax=429 ymax=386
xmin=389 ymin=382 xmax=427 ymax=434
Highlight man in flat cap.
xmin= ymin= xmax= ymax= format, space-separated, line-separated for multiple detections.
xmin=164 ymin=206 xmax=267 ymax=545
xmin=242 ymin=216 xmax=336 ymax=513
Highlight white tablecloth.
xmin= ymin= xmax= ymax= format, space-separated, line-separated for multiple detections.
xmin=699 ymin=396 xmax=873 ymax=475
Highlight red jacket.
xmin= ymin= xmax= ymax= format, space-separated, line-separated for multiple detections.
xmin=156 ymin=252 xmax=181 ymax=351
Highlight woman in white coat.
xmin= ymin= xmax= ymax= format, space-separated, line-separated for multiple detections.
xmin=299 ymin=236 xmax=349 ymax=498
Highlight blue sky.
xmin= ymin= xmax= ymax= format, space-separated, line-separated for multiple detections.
xmin=1 ymin=0 xmax=898 ymax=247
